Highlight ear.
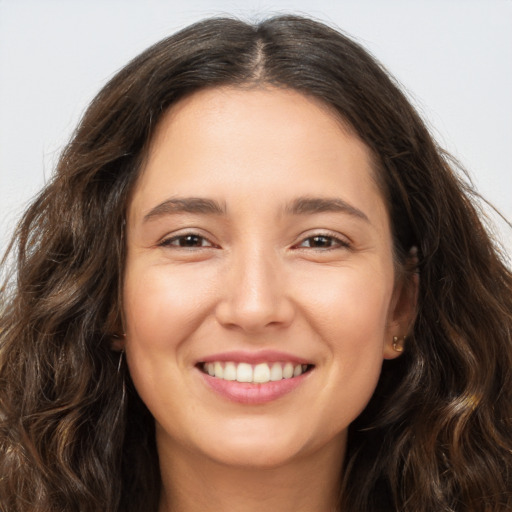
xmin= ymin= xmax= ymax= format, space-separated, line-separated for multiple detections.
xmin=383 ymin=261 xmax=419 ymax=360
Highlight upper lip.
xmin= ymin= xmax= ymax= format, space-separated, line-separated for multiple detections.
xmin=198 ymin=350 xmax=313 ymax=365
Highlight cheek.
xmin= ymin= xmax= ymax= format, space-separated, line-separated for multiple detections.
xmin=296 ymin=264 xmax=393 ymax=407
xmin=123 ymin=262 xmax=216 ymax=350
xmin=122 ymin=263 xmax=218 ymax=423
xmin=297 ymin=262 xmax=393 ymax=343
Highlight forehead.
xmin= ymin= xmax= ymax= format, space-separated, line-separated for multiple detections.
xmin=148 ymin=86 xmax=366 ymax=160
xmin=130 ymin=86 xmax=387 ymax=225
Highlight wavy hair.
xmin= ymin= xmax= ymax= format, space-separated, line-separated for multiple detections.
xmin=1 ymin=15 xmax=511 ymax=512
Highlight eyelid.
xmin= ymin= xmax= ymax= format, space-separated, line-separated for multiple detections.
xmin=156 ymin=229 xmax=350 ymax=251
xmin=292 ymin=230 xmax=352 ymax=250
xmin=158 ymin=230 xmax=218 ymax=249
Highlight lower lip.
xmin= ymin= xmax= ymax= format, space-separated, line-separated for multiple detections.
xmin=198 ymin=369 xmax=311 ymax=404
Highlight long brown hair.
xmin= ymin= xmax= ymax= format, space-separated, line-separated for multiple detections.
xmin=1 ymin=15 xmax=511 ymax=512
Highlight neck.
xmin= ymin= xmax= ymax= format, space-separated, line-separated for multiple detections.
xmin=157 ymin=435 xmax=345 ymax=512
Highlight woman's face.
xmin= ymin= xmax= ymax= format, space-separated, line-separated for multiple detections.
xmin=123 ymin=86 xmax=415 ymax=469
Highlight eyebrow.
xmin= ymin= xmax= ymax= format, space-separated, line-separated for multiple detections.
xmin=284 ymin=196 xmax=370 ymax=223
xmin=142 ymin=195 xmax=370 ymax=224
xmin=143 ymin=197 xmax=226 ymax=223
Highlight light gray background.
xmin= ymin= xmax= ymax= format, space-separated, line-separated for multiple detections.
xmin=1 ymin=0 xmax=511 ymax=255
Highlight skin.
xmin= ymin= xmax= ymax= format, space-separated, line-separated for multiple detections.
xmin=121 ymin=86 xmax=417 ymax=512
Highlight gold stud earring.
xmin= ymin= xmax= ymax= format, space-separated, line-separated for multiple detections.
xmin=392 ymin=335 xmax=405 ymax=352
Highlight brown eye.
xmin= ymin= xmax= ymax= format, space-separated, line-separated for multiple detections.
xmin=298 ymin=235 xmax=349 ymax=249
xmin=305 ymin=236 xmax=335 ymax=248
xmin=160 ymin=234 xmax=213 ymax=248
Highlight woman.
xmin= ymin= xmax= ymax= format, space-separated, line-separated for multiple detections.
xmin=0 ymin=15 xmax=511 ymax=512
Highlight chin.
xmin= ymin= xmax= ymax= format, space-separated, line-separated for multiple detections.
xmin=204 ymin=439 xmax=305 ymax=469
xmin=187 ymin=420 xmax=345 ymax=470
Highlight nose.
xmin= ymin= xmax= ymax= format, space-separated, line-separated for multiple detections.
xmin=215 ymin=246 xmax=295 ymax=334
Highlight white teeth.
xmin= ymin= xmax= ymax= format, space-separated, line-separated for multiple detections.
xmin=236 ymin=363 xmax=253 ymax=382
xmin=283 ymin=362 xmax=294 ymax=379
xmin=223 ymin=362 xmax=237 ymax=381
xmin=269 ymin=362 xmax=283 ymax=381
xmin=253 ymin=363 xmax=271 ymax=383
xmin=202 ymin=361 xmax=310 ymax=383
xmin=214 ymin=362 xmax=224 ymax=379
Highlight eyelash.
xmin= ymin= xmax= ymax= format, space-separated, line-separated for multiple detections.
xmin=158 ymin=231 xmax=351 ymax=251
xmin=294 ymin=233 xmax=351 ymax=251
xmin=159 ymin=233 xmax=216 ymax=249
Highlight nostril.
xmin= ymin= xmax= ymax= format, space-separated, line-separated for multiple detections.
xmin=214 ymin=297 xmax=296 ymax=333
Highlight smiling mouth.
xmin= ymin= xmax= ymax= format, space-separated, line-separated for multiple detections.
xmin=198 ymin=361 xmax=314 ymax=384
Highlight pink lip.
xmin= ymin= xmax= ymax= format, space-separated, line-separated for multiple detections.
xmin=198 ymin=350 xmax=311 ymax=365
xmin=196 ymin=350 xmax=314 ymax=404
xmin=198 ymin=369 xmax=311 ymax=404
